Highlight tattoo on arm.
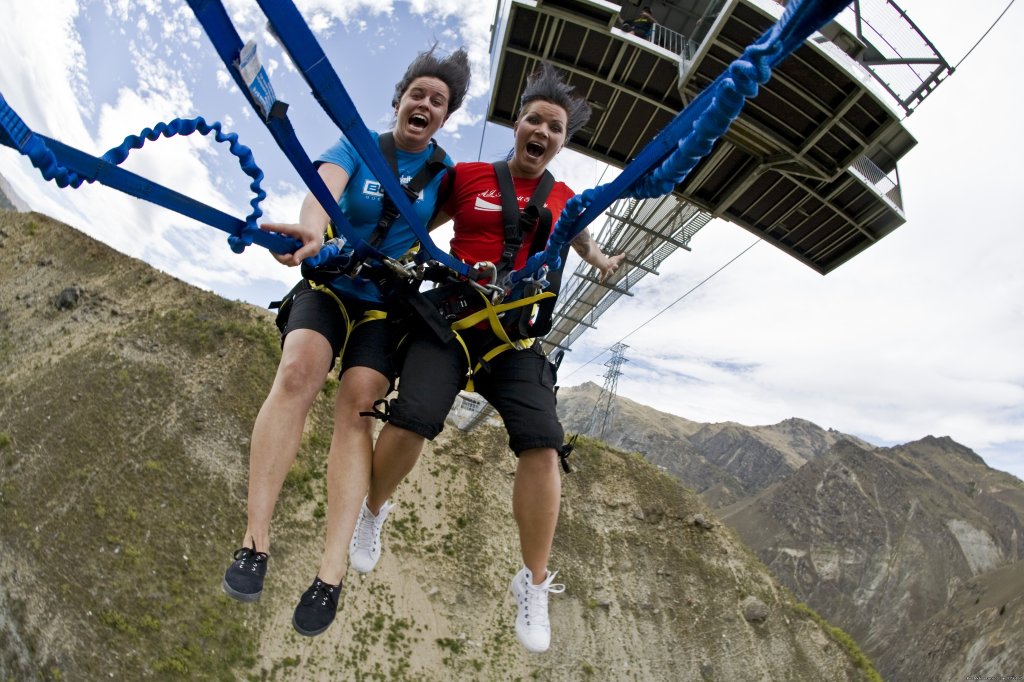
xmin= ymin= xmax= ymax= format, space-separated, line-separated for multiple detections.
xmin=571 ymin=231 xmax=592 ymax=258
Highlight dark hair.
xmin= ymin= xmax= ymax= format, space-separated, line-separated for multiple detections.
xmin=392 ymin=45 xmax=471 ymax=117
xmin=517 ymin=63 xmax=592 ymax=140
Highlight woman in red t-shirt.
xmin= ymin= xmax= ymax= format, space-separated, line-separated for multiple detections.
xmin=352 ymin=64 xmax=622 ymax=653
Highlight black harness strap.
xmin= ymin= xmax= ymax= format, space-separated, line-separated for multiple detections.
xmin=359 ymin=398 xmax=392 ymax=421
xmin=492 ymin=161 xmax=554 ymax=282
xmin=310 ymin=133 xmax=448 ymax=285
xmin=558 ymin=434 xmax=578 ymax=474
xmin=367 ymin=132 xmax=448 ymax=248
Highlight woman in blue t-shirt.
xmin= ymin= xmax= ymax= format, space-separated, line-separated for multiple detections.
xmin=220 ymin=46 xmax=471 ymax=638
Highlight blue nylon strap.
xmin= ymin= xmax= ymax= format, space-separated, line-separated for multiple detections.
xmin=184 ymin=0 xmax=361 ymax=268
xmin=510 ymin=0 xmax=853 ymax=286
xmin=0 ymin=90 xmax=299 ymax=254
xmin=253 ymin=0 xmax=469 ymax=277
xmin=0 ymin=92 xmax=32 ymax=150
xmin=40 ymin=136 xmax=297 ymax=254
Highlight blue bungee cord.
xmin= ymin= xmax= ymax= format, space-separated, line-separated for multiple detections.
xmin=96 ymin=117 xmax=266 ymax=254
xmin=184 ymin=0 xmax=470 ymax=277
xmin=0 ymin=91 xmax=300 ymax=255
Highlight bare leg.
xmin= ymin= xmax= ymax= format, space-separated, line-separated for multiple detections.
xmin=513 ymin=447 xmax=561 ymax=584
xmin=366 ymin=423 xmax=427 ymax=514
xmin=316 ymin=366 xmax=391 ymax=584
xmin=242 ymin=329 xmax=333 ymax=553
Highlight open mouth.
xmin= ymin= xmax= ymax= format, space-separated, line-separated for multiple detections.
xmin=526 ymin=141 xmax=546 ymax=158
xmin=408 ymin=113 xmax=429 ymax=131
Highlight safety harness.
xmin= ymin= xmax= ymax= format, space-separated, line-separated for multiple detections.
xmin=407 ymin=161 xmax=570 ymax=392
xmin=301 ymin=133 xmax=449 ymax=281
xmin=273 ymin=134 xmax=451 ymax=350
xmin=493 ymin=162 xmax=554 ymax=285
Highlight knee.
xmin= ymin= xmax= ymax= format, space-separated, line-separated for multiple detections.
xmin=518 ymin=447 xmax=558 ymax=469
xmin=377 ymin=423 xmax=428 ymax=455
xmin=336 ymin=369 xmax=390 ymax=422
xmin=335 ymin=392 xmax=381 ymax=434
xmin=274 ymin=353 xmax=327 ymax=398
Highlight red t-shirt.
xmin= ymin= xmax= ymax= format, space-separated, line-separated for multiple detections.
xmin=441 ymin=162 xmax=575 ymax=269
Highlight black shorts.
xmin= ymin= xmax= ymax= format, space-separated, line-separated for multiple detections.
xmin=388 ymin=326 xmax=564 ymax=454
xmin=277 ymin=283 xmax=400 ymax=380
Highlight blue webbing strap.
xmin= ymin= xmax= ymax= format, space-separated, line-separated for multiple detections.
xmin=252 ymin=0 xmax=469 ymax=277
xmin=510 ymin=0 xmax=853 ymax=286
xmin=0 ymin=91 xmax=299 ymax=254
xmin=185 ymin=0 xmax=372 ymax=268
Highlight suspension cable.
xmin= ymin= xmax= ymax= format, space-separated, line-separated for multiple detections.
xmin=561 ymin=238 xmax=762 ymax=379
xmin=954 ymin=0 xmax=1016 ymax=70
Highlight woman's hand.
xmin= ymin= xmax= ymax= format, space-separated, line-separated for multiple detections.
xmin=572 ymin=228 xmax=625 ymax=282
xmin=261 ymin=221 xmax=324 ymax=266
xmin=597 ymin=252 xmax=625 ymax=282
xmin=263 ymin=163 xmax=349 ymax=267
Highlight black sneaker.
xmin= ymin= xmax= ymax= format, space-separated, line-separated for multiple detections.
xmin=222 ymin=546 xmax=268 ymax=602
xmin=292 ymin=576 xmax=341 ymax=637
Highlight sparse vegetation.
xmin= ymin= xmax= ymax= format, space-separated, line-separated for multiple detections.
xmin=0 ymin=212 xmax=889 ymax=682
xmin=791 ymin=601 xmax=883 ymax=681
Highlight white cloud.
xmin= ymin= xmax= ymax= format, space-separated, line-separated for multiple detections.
xmin=216 ymin=68 xmax=231 ymax=89
xmin=259 ymin=184 xmax=307 ymax=225
xmin=294 ymin=0 xmax=396 ymax=26
xmin=0 ymin=1 xmax=293 ymax=301
xmin=410 ymin=0 xmax=497 ymax=100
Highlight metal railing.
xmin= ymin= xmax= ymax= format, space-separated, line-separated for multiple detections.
xmin=826 ymin=0 xmax=952 ymax=115
xmin=649 ymin=23 xmax=691 ymax=57
xmin=849 ymin=154 xmax=903 ymax=211
xmin=542 ymin=195 xmax=712 ymax=354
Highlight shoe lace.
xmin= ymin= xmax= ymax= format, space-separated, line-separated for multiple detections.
xmin=233 ymin=545 xmax=268 ymax=568
xmin=523 ymin=572 xmax=565 ymax=629
xmin=353 ymin=506 xmax=378 ymax=553
xmin=305 ymin=579 xmax=339 ymax=608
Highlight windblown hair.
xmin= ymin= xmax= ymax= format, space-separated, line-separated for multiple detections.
xmin=517 ymin=62 xmax=592 ymax=140
xmin=392 ymin=45 xmax=472 ymax=117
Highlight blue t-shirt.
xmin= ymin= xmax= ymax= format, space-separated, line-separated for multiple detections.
xmin=316 ymin=131 xmax=450 ymax=301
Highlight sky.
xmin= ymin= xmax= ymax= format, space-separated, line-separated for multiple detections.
xmin=0 ymin=0 xmax=1021 ymax=481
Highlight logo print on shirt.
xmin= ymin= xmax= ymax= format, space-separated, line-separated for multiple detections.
xmin=474 ymin=189 xmax=550 ymax=212
xmin=363 ymin=175 xmax=417 ymax=201
xmin=473 ymin=196 xmax=502 ymax=212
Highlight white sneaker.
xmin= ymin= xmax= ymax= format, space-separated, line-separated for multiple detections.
xmin=349 ymin=498 xmax=394 ymax=573
xmin=510 ymin=566 xmax=565 ymax=653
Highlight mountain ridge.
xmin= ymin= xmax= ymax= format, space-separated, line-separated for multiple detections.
xmin=556 ymin=382 xmax=1024 ymax=681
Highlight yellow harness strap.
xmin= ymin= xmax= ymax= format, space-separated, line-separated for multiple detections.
xmin=451 ymin=289 xmax=554 ymax=346
xmin=446 ymin=287 xmax=551 ymax=392
xmin=356 ymin=309 xmax=388 ymax=324
xmin=310 ymin=281 xmax=352 ymax=329
xmin=308 ymin=280 xmax=388 ymax=360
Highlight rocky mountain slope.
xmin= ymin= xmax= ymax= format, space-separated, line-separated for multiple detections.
xmin=0 ymin=211 xmax=877 ymax=680
xmin=557 ymin=382 xmax=1024 ymax=681
xmin=721 ymin=437 xmax=1024 ymax=680
xmin=559 ymin=382 xmax=866 ymax=506
xmin=889 ymin=559 xmax=1024 ymax=681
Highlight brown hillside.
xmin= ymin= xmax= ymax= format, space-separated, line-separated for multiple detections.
xmin=0 ymin=211 xmax=878 ymax=681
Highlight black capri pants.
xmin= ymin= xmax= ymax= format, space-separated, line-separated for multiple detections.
xmin=388 ymin=326 xmax=564 ymax=455
xmin=277 ymin=282 xmax=401 ymax=381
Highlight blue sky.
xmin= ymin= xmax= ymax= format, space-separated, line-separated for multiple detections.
xmin=1 ymin=0 xmax=1022 ymax=481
